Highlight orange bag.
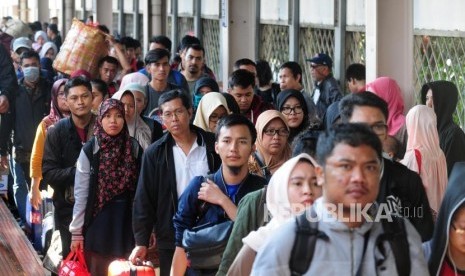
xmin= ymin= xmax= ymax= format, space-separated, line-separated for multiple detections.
xmin=58 ymin=249 xmax=91 ymax=276
xmin=108 ymin=259 xmax=156 ymax=276
xmin=53 ymin=18 xmax=108 ymax=78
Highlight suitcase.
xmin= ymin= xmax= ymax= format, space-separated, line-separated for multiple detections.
xmin=108 ymin=259 xmax=156 ymax=276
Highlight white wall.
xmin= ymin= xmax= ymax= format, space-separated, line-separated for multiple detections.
xmin=300 ymin=0 xmax=334 ymax=25
xmin=347 ymin=0 xmax=365 ymax=26
xmin=178 ymin=0 xmax=193 ymax=15
xmin=414 ymin=0 xmax=465 ymax=31
xmin=260 ymin=0 xmax=288 ymax=21
xmin=202 ymin=0 xmax=219 ymax=17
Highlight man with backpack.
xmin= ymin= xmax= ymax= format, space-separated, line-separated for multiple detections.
xmin=251 ymin=123 xmax=428 ymax=275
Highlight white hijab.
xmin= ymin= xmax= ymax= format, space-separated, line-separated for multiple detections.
xmin=193 ymin=92 xmax=230 ymax=132
xmin=242 ymin=153 xmax=318 ymax=251
xmin=112 ymin=90 xmax=152 ymax=150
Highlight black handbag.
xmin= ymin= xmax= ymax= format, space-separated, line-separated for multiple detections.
xmin=182 ymin=219 xmax=234 ymax=270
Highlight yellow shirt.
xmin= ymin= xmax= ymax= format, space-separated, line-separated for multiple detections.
xmin=30 ymin=121 xmax=46 ymax=179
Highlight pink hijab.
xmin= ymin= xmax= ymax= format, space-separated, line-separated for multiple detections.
xmin=400 ymin=105 xmax=448 ymax=213
xmin=366 ymin=77 xmax=406 ymax=136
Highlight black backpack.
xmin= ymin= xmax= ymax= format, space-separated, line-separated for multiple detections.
xmin=289 ymin=210 xmax=411 ymax=276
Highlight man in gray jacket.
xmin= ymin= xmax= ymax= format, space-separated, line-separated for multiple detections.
xmin=251 ymin=123 xmax=428 ymax=275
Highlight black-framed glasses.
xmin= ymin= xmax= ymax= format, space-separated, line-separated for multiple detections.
xmin=264 ymin=128 xmax=290 ymax=137
xmin=281 ymin=105 xmax=303 ymax=115
xmin=209 ymin=113 xmax=225 ymax=123
xmin=161 ymin=109 xmax=187 ymax=120
xmin=369 ymin=123 xmax=388 ymax=135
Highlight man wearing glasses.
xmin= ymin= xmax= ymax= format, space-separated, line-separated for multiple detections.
xmin=339 ymin=91 xmax=434 ymax=242
xmin=130 ymin=90 xmax=221 ymax=276
xmin=307 ymin=53 xmax=342 ymax=121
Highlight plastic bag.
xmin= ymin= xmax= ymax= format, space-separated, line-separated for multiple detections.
xmin=53 ymin=18 xmax=108 ymax=78
xmin=58 ymin=249 xmax=90 ymax=276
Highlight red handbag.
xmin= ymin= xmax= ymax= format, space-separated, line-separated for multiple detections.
xmin=108 ymin=259 xmax=156 ymax=276
xmin=58 ymin=249 xmax=91 ymax=276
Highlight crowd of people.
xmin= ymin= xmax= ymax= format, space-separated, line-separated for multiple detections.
xmin=1 ymin=17 xmax=465 ymax=276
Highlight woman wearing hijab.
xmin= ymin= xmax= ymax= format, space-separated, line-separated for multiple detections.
xmin=69 ymin=99 xmax=142 ymax=275
xmin=401 ymin=105 xmax=448 ymax=215
xmin=112 ymin=90 xmax=152 ymax=149
xmin=29 ymin=78 xmax=70 ymax=209
xmin=366 ymin=77 xmax=407 ymax=152
xmin=33 ymin=30 xmax=49 ymax=52
xmin=228 ymin=153 xmax=322 ymax=275
xmin=192 ymin=76 xmax=220 ymax=111
xmin=420 ymin=80 xmax=465 ymax=176
xmin=119 ymin=72 xmax=150 ymax=89
xmin=39 ymin=41 xmax=58 ymax=60
xmin=249 ymin=110 xmax=292 ymax=182
xmin=277 ymin=89 xmax=310 ymax=143
xmin=193 ymin=92 xmax=230 ymax=133
xmin=426 ymin=162 xmax=465 ymax=276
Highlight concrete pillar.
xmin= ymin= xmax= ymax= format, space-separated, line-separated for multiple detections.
xmin=64 ymin=0 xmax=75 ymax=36
xmin=134 ymin=0 xmax=140 ymax=39
xmin=19 ymin=0 xmax=27 ymax=21
xmin=194 ymin=0 xmax=202 ymax=41
xmin=289 ymin=0 xmax=299 ymax=62
xmin=93 ymin=0 xmax=112 ymax=32
xmin=171 ymin=0 xmax=178 ymax=55
xmin=365 ymin=0 xmax=415 ymax=109
xmin=334 ymin=0 xmax=346 ymax=83
xmin=144 ymin=0 xmax=164 ymax=55
xmin=38 ymin=0 xmax=50 ymax=25
xmin=220 ymin=0 xmax=257 ymax=83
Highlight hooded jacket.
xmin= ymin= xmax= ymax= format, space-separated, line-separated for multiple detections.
xmin=277 ymin=89 xmax=310 ymax=143
xmin=193 ymin=76 xmax=220 ymax=110
xmin=421 ymin=81 xmax=465 ymax=176
xmin=428 ymin=162 xmax=465 ymax=275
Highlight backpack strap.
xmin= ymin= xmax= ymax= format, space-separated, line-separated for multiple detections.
xmin=414 ymin=149 xmax=422 ymax=174
xmin=289 ymin=208 xmax=328 ymax=276
xmin=377 ymin=216 xmax=411 ymax=276
xmin=253 ymin=152 xmax=272 ymax=181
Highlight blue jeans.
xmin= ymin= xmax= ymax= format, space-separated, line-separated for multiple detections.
xmin=10 ymin=157 xmax=31 ymax=226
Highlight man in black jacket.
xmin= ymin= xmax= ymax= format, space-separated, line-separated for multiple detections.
xmin=42 ymin=77 xmax=95 ymax=258
xmin=0 ymin=50 xmax=51 ymax=227
xmin=339 ymin=92 xmax=434 ymax=241
xmin=129 ymin=90 xmax=221 ymax=276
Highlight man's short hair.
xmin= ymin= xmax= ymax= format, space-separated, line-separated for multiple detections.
xmin=316 ymin=123 xmax=383 ymax=166
xmin=233 ymin=58 xmax=256 ymax=71
xmin=228 ymin=69 xmax=255 ymax=89
xmin=346 ymin=63 xmax=366 ymax=81
xmin=64 ymin=77 xmax=92 ymax=97
xmin=145 ymin=48 xmax=171 ymax=65
xmin=150 ymin=35 xmax=172 ymax=50
xmin=158 ymin=89 xmax=191 ymax=113
xmin=20 ymin=50 xmax=40 ymax=64
xmin=98 ymin=56 xmax=119 ymax=68
xmin=90 ymin=79 xmax=109 ymax=98
xmin=339 ymin=92 xmax=389 ymax=123
xmin=120 ymin=36 xmax=138 ymax=49
xmin=215 ymin=114 xmax=257 ymax=145
xmin=184 ymin=44 xmax=205 ymax=56
xmin=179 ymin=35 xmax=201 ymax=52
xmin=279 ymin=61 xmax=303 ymax=84
xmin=291 ymin=130 xmax=321 ymax=157
xmin=256 ymin=60 xmax=273 ymax=87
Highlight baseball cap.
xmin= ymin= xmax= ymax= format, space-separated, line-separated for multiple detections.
xmin=307 ymin=53 xmax=333 ymax=68
xmin=12 ymin=37 xmax=32 ymax=53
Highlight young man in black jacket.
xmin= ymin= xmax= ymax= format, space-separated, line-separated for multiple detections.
xmin=42 ymin=77 xmax=95 ymax=258
xmin=339 ymin=91 xmax=434 ymax=241
xmin=130 ymin=90 xmax=221 ymax=276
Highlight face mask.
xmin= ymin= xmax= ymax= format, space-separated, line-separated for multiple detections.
xmin=23 ymin=66 xmax=40 ymax=82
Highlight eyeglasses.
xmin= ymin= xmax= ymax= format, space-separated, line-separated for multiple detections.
xmin=209 ymin=114 xmax=225 ymax=123
xmin=161 ymin=109 xmax=186 ymax=120
xmin=281 ymin=105 xmax=303 ymax=115
xmin=57 ymin=92 xmax=66 ymax=99
xmin=264 ymin=128 xmax=290 ymax=137
xmin=369 ymin=123 xmax=388 ymax=135
xmin=452 ymin=223 xmax=465 ymax=235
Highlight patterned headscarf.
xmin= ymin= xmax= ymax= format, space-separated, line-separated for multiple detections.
xmin=93 ymin=98 xmax=137 ymax=216
xmin=43 ymin=78 xmax=70 ymax=129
